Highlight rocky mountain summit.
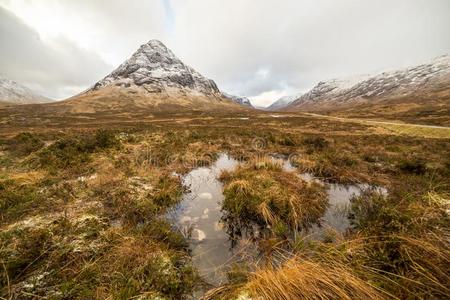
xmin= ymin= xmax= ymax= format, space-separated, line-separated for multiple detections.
xmin=89 ymin=40 xmax=221 ymax=98
xmin=286 ymin=55 xmax=450 ymax=110
xmin=0 ymin=76 xmax=50 ymax=105
xmin=60 ymin=40 xmax=247 ymax=113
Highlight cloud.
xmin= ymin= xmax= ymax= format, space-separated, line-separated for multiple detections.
xmin=249 ymin=90 xmax=291 ymax=108
xmin=169 ymin=0 xmax=450 ymax=105
xmin=0 ymin=0 xmax=168 ymax=65
xmin=0 ymin=0 xmax=449 ymax=105
xmin=0 ymin=6 xmax=112 ymax=99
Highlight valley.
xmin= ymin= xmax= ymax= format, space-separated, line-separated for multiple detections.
xmin=0 ymin=31 xmax=448 ymax=299
xmin=1 ymin=110 xmax=449 ymax=299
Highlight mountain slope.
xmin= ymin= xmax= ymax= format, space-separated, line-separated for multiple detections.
xmin=222 ymin=92 xmax=253 ymax=107
xmin=286 ymin=55 xmax=449 ymax=112
xmin=268 ymin=93 xmax=303 ymax=110
xmin=0 ymin=77 xmax=50 ymax=105
xmin=61 ymin=40 xmax=242 ymax=113
xmin=90 ymin=40 xmax=221 ymax=97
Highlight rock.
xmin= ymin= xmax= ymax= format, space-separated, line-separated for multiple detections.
xmin=180 ymin=216 xmax=192 ymax=223
xmin=199 ymin=192 xmax=213 ymax=200
xmin=214 ymin=221 xmax=224 ymax=231
xmin=192 ymin=229 xmax=206 ymax=241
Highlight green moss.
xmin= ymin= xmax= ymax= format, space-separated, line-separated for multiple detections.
xmin=98 ymin=175 xmax=183 ymax=225
xmin=152 ymin=176 xmax=184 ymax=209
xmin=397 ymin=157 xmax=427 ymax=175
xmin=35 ymin=129 xmax=120 ymax=174
xmin=302 ymin=136 xmax=329 ymax=152
xmin=0 ymin=180 xmax=45 ymax=224
xmin=5 ymin=132 xmax=45 ymax=156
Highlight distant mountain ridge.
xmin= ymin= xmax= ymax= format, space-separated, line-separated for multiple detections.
xmin=285 ymin=55 xmax=450 ymax=111
xmin=0 ymin=76 xmax=50 ymax=105
xmin=222 ymin=92 xmax=253 ymax=107
xmin=268 ymin=92 xmax=303 ymax=110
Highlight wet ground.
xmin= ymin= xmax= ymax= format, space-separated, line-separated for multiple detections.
xmin=168 ymin=153 xmax=387 ymax=286
xmin=167 ymin=154 xmax=254 ymax=285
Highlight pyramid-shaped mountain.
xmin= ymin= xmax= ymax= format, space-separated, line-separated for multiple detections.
xmin=90 ymin=40 xmax=221 ymax=97
xmin=63 ymin=40 xmax=246 ymax=113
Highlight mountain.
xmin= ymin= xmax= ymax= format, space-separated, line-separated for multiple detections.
xmin=89 ymin=40 xmax=221 ymax=97
xmin=0 ymin=76 xmax=50 ymax=105
xmin=268 ymin=93 xmax=303 ymax=110
xmin=222 ymin=92 xmax=253 ymax=107
xmin=286 ymin=55 xmax=450 ymax=112
xmin=63 ymin=40 xmax=242 ymax=113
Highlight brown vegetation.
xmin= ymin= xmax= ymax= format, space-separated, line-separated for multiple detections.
xmin=0 ymin=108 xmax=448 ymax=299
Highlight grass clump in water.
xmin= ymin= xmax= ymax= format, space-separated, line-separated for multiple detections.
xmin=254 ymin=189 xmax=450 ymax=300
xmin=220 ymin=156 xmax=327 ymax=235
xmin=210 ymin=189 xmax=449 ymax=300
xmin=346 ymin=189 xmax=450 ymax=298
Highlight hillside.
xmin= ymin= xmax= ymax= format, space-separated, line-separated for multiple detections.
xmin=0 ymin=76 xmax=51 ymax=105
xmin=284 ymin=55 xmax=450 ymax=125
xmin=268 ymin=92 xmax=303 ymax=110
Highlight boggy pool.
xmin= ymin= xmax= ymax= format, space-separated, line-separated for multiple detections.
xmin=167 ymin=153 xmax=386 ymax=286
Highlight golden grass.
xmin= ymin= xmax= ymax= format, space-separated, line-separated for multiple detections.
xmin=379 ymin=123 xmax=450 ymax=139
xmin=1 ymin=115 xmax=449 ymax=299
xmin=303 ymin=112 xmax=450 ymax=139
xmin=248 ymin=156 xmax=283 ymax=171
xmin=208 ymin=230 xmax=450 ymax=300
xmin=244 ymin=258 xmax=384 ymax=300
xmin=221 ymin=157 xmax=328 ymax=233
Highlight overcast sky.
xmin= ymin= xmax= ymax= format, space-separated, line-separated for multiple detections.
xmin=1 ymin=0 xmax=449 ymax=107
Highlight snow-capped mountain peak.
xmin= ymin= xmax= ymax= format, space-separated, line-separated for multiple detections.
xmin=90 ymin=39 xmax=221 ymax=97
xmin=287 ymin=54 xmax=450 ymax=110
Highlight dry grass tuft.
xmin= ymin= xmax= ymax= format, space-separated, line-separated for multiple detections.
xmin=245 ymin=258 xmax=384 ymax=300
xmin=221 ymin=156 xmax=328 ymax=235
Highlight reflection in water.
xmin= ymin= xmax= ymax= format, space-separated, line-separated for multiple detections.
xmin=275 ymin=155 xmax=387 ymax=239
xmin=308 ymin=183 xmax=384 ymax=238
xmin=167 ymin=154 xmax=256 ymax=286
xmin=168 ymin=153 xmax=387 ymax=286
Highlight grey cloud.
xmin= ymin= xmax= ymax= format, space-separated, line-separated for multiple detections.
xmin=47 ymin=0 xmax=167 ymax=65
xmin=170 ymin=0 xmax=450 ymax=104
xmin=1 ymin=0 xmax=449 ymax=106
xmin=0 ymin=6 xmax=112 ymax=99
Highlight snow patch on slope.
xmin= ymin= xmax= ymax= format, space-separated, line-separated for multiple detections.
xmin=0 ymin=76 xmax=50 ymax=104
xmin=222 ymin=92 xmax=253 ymax=107
xmin=288 ymin=54 xmax=450 ymax=109
xmin=268 ymin=92 xmax=303 ymax=110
